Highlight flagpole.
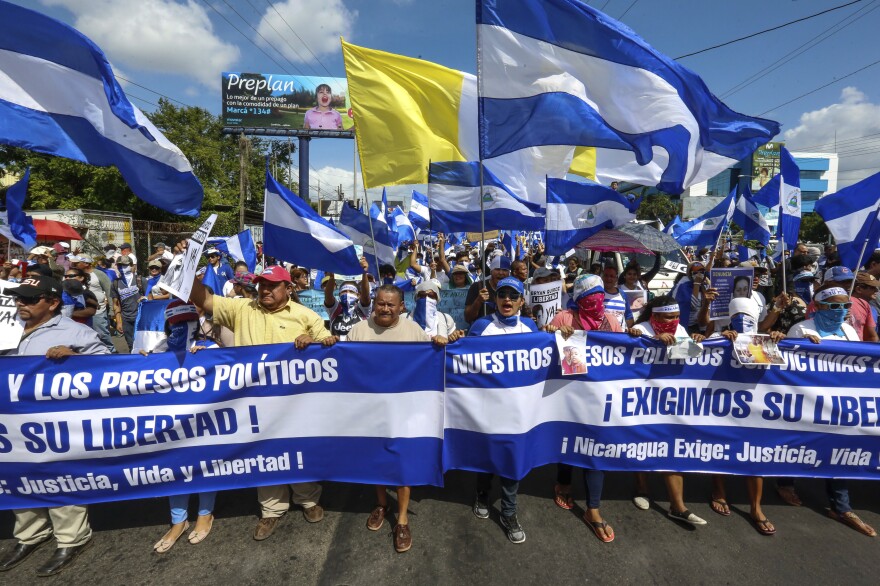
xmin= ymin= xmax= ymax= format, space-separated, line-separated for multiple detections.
xmin=777 ymin=170 xmax=788 ymax=295
xmin=847 ymin=203 xmax=880 ymax=297
xmin=476 ymin=16 xmax=487 ymax=291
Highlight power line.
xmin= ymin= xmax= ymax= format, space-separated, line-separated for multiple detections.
xmin=617 ymin=0 xmax=639 ymax=20
xmin=675 ymin=0 xmax=864 ymax=59
xmin=198 ymin=0 xmax=293 ymax=75
xmin=244 ymin=0 xmax=323 ymax=78
xmin=793 ymin=132 xmax=880 ymax=152
xmin=599 ymin=1 xmax=612 ymax=11
xmin=263 ymin=0 xmax=336 ymax=78
xmin=126 ymin=93 xmax=161 ymax=109
xmin=720 ymin=0 xmax=880 ymax=99
xmin=756 ymin=57 xmax=880 ymax=116
xmin=116 ymin=75 xmax=192 ymax=108
xmin=218 ymin=0 xmax=309 ymax=77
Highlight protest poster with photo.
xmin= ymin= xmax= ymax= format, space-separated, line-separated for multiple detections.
xmin=528 ymin=281 xmax=563 ymax=328
xmin=0 ymin=280 xmax=24 ymax=351
xmin=622 ymin=289 xmax=647 ymax=318
xmin=733 ymin=334 xmax=785 ymax=366
xmin=555 ymin=330 xmax=588 ymax=375
xmin=709 ymin=267 xmax=754 ymax=320
xmin=159 ymin=214 xmax=217 ymax=302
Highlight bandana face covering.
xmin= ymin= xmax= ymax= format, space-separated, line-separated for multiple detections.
xmin=813 ymin=308 xmax=848 ymax=338
xmin=650 ymin=316 xmax=680 ymax=336
xmin=575 ymin=292 xmax=605 ymax=331
xmin=339 ymin=292 xmax=359 ymax=317
xmin=413 ymin=296 xmax=438 ymax=335
xmin=494 ymin=311 xmax=520 ymax=327
xmin=168 ymin=321 xmax=196 ymax=352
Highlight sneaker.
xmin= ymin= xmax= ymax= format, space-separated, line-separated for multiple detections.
xmin=632 ymin=494 xmax=650 ymax=511
xmin=668 ymin=508 xmax=707 ymax=526
xmin=472 ymin=492 xmax=489 ymax=519
xmin=500 ymin=514 xmax=526 ymax=543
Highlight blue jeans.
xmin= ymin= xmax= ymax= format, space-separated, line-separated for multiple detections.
xmin=477 ymin=473 xmax=519 ymax=517
xmin=827 ymin=479 xmax=850 ymax=514
xmin=91 ymin=308 xmax=115 ymax=352
xmin=169 ymin=492 xmax=217 ymax=524
xmin=556 ymin=464 xmax=605 ymax=509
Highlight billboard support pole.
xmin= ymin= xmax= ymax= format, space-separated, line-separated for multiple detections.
xmin=298 ymin=136 xmax=310 ymax=202
xmin=287 ymin=136 xmax=293 ymax=190
xmin=238 ymin=132 xmax=248 ymax=232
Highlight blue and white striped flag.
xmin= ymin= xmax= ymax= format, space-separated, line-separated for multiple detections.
xmin=815 ymin=171 xmax=880 ymax=270
xmin=0 ymin=1 xmax=203 ymax=216
xmin=476 ymin=0 xmax=780 ymax=194
xmin=263 ymin=168 xmax=362 ymax=274
xmin=390 ymin=207 xmax=417 ymax=244
xmin=216 ymin=229 xmax=257 ymax=273
xmin=409 ymin=190 xmax=431 ymax=230
xmin=0 ymin=168 xmax=37 ymax=249
xmin=131 ymin=299 xmax=171 ymax=355
xmin=338 ymin=203 xmax=396 ymax=272
xmin=731 ymin=185 xmax=771 ymax=246
xmin=545 ymin=178 xmax=639 ymax=256
xmin=777 ymin=147 xmax=801 ymax=250
xmin=671 ymin=187 xmax=735 ymax=247
xmin=427 ymin=161 xmax=545 ymax=233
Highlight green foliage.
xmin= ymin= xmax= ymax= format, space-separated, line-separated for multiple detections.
xmin=636 ymin=193 xmax=679 ymax=225
xmin=0 ymin=99 xmax=296 ymax=233
xmin=799 ymin=212 xmax=830 ymax=244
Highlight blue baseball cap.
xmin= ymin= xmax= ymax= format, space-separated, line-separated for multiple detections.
xmin=824 ymin=266 xmax=854 ymax=282
xmin=496 ymin=277 xmax=524 ymax=296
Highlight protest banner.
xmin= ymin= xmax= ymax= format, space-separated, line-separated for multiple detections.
xmin=159 ymin=214 xmax=217 ymax=302
xmin=528 ymin=281 xmax=563 ymax=328
xmin=444 ymin=332 xmax=880 ymax=481
xmin=709 ymin=267 xmax=753 ymax=320
xmin=0 ymin=341 xmax=444 ymax=509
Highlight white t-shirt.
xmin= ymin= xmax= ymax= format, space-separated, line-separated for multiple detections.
xmin=788 ymin=319 xmax=859 ymax=341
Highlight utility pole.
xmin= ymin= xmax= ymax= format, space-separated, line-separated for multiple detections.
xmin=238 ymin=132 xmax=249 ymax=232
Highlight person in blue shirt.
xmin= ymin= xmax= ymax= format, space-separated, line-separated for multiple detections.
xmin=144 ymin=259 xmax=163 ymax=297
xmin=469 ymin=277 xmax=537 ymax=544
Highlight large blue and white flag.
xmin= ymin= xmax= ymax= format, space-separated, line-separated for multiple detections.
xmin=476 ymin=0 xmax=780 ymax=194
xmin=427 ymin=161 xmax=545 ymax=233
xmin=815 ymin=171 xmax=880 ymax=270
xmin=0 ymin=168 xmax=37 ymax=249
xmin=0 ymin=1 xmax=203 ymax=216
xmin=263 ymin=168 xmax=362 ymax=274
xmin=216 ymin=229 xmax=257 ymax=273
xmin=545 ymin=178 xmax=640 ymax=256
xmin=731 ymin=185 xmax=771 ymax=246
xmin=130 ymin=299 xmax=171 ymax=355
xmin=338 ymin=203 xmax=396 ymax=271
xmin=777 ymin=147 xmax=801 ymax=250
xmin=671 ymin=187 xmax=735 ymax=247
xmin=390 ymin=207 xmax=417 ymax=244
xmin=409 ymin=190 xmax=431 ymax=230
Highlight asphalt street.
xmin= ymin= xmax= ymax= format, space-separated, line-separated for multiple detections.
xmin=1 ymin=467 xmax=878 ymax=585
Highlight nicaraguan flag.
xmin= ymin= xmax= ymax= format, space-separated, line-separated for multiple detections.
xmin=409 ymin=190 xmax=431 ymax=230
xmin=671 ymin=188 xmax=735 ymax=247
xmin=216 ymin=229 xmax=257 ymax=273
xmin=731 ymin=185 xmax=771 ymax=246
xmin=0 ymin=168 xmax=37 ymax=249
xmin=776 ymin=147 xmax=801 ymax=250
xmin=0 ymin=1 xmax=203 ymax=216
xmin=131 ymin=299 xmax=171 ymax=354
xmin=738 ymin=245 xmax=760 ymax=262
xmin=476 ymin=0 xmax=780 ymax=194
xmin=263 ymin=168 xmax=362 ymax=274
xmin=338 ymin=203 xmax=396 ymax=272
xmin=815 ymin=171 xmax=880 ymax=270
xmin=390 ymin=207 xmax=417 ymax=244
xmin=427 ymin=161 xmax=545 ymax=233
xmin=545 ymin=178 xmax=639 ymax=256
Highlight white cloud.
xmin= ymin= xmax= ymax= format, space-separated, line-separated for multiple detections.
xmin=307 ymin=166 xmax=416 ymax=205
xmin=256 ymin=0 xmax=356 ymax=65
xmin=784 ymin=87 xmax=880 ymax=187
xmin=42 ymin=0 xmax=239 ymax=87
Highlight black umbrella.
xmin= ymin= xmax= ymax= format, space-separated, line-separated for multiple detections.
xmin=616 ymin=222 xmax=680 ymax=253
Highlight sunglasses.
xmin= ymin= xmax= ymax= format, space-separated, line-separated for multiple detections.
xmin=64 ymin=274 xmax=79 ymax=279
xmin=496 ymin=290 xmax=522 ymax=301
xmin=820 ymin=301 xmax=852 ymax=310
xmin=13 ymin=295 xmax=46 ymax=305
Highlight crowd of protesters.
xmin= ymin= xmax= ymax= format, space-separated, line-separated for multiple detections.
xmin=1 ymin=233 xmax=879 ymax=576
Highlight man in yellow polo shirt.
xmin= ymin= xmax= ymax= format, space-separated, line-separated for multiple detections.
xmin=190 ymin=265 xmax=335 ymax=541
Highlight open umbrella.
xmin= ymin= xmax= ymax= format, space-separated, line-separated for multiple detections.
xmin=616 ymin=222 xmax=680 ymax=253
xmin=33 ymin=219 xmax=82 ymax=241
xmin=575 ymin=229 xmax=654 ymax=255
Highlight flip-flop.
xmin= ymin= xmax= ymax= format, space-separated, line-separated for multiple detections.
xmin=153 ymin=521 xmax=189 ymax=554
xmin=776 ymin=486 xmax=802 ymax=507
xmin=752 ymin=517 xmax=776 ymax=536
xmin=583 ymin=513 xmax=614 ymax=543
xmin=554 ymin=484 xmax=574 ymax=510
xmin=188 ymin=515 xmax=214 ymax=544
xmin=710 ymin=498 xmax=731 ymax=516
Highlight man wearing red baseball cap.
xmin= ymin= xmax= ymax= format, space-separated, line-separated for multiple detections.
xmin=189 ymin=266 xmax=334 ymax=541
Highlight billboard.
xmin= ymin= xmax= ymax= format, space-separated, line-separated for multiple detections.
xmin=751 ymin=142 xmax=783 ymax=191
xmin=222 ymin=72 xmax=354 ymax=132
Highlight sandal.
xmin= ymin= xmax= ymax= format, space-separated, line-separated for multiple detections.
xmin=828 ymin=510 xmax=877 ymax=537
xmin=188 ymin=514 xmax=214 ymax=544
xmin=153 ymin=521 xmax=189 ymax=554
xmin=751 ymin=516 xmax=776 ymax=536
xmin=776 ymin=485 xmax=802 ymax=507
xmin=710 ymin=498 xmax=731 ymax=516
xmin=583 ymin=513 xmax=614 ymax=543
xmin=554 ymin=484 xmax=574 ymax=510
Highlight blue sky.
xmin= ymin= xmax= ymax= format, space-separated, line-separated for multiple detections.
xmin=15 ymin=0 xmax=880 ymax=200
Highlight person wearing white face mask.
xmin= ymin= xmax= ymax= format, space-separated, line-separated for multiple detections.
xmin=406 ymin=280 xmax=465 ymax=340
xmin=111 ymin=255 xmax=143 ymax=351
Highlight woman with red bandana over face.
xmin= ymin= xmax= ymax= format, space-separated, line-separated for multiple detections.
xmin=542 ymin=274 xmax=621 ymax=542
xmin=626 ymin=296 xmax=709 ymax=527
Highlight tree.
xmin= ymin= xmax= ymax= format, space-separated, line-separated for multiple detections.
xmin=636 ymin=193 xmax=679 ymax=225
xmin=799 ymin=212 xmax=830 ymax=244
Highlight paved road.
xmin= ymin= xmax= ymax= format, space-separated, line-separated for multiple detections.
xmin=2 ymin=468 xmax=878 ymax=584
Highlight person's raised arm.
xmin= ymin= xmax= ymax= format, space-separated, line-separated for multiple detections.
xmin=189 ymin=275 xmax=213 ymax=315
xmin=437 ymin=233 xmax=451 ymax=274
xmin=643 ymin=252 xmax=662 ymax=284
xmin=322 ymin=272 xmax=336 ymax=308
xmin=409 ymin=241 xmax=423 ymax=272
xmin=358 ymin=257 xmax=371 ymax=307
